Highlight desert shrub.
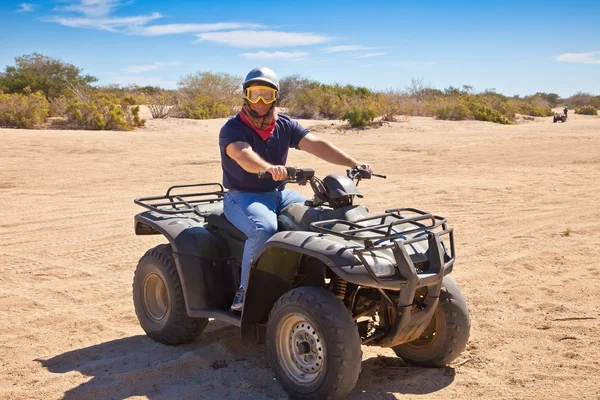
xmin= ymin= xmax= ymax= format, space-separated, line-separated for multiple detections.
xmin=278 ymin=74 xmax=315 ymax=107
xmin=65 ymin=93 xmax=145 ymax=130
xmin=375 ymin=90 xmax=407 ymax=121
xmin=177 ymin=71 xmax=241 ymax=117
xmin=0 ymin=90 xmax=49 ymax=128
xmin=0 ymin=53 xmax=97 ymax=100
xmin=574 ymin=106 xmax=598 ymax=115
xmin=532 ymin=92 xmax=560 ymax=107
xmin=287 ymin=86 xmax=348 ymax=119
xmin=146 ymin=90 xmax=178 ymax=119
xmin=343 ymin=107 xmax=376 ymax=128
xmin=566 ymin=92 xmax=595 ymax=108
xmin=286 ymin=83 xmax=376 ymax=120
xmin=49 ymin=95 xmax=69 ymax=117
xmin=433 ymin=98 xmax=473 ymax=120
xmin=176 ymin=94 xmax=231 ymax=119
xmin=473 ymin=104 xmax=509 ymax=124
xmin=517 ymin=102 xmax=554 ymax=117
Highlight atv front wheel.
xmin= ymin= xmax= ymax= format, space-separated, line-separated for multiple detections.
xmin=133 ymin=244 xmax=208 ymax=345
xmin=392 ymin=276 xmax=470 ymax=367
xmin=266 ymin=286 xmax=362 ymax=400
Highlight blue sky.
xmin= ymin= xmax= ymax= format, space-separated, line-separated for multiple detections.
xmin=1 ymin=0 xmax=599 ymax=97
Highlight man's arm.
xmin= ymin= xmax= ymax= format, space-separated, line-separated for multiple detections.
xmin=225 ymin=142 xmax=287 ymax=180
xmin=298 ymin=133 xmax=371 ymax=170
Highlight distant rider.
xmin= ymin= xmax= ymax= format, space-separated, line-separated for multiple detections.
xmin=218 ymin=67 xmax=371 ymax=311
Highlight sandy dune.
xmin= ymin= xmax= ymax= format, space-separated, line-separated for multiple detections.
xmin=1 ymin=111 xmax=599 ymax=399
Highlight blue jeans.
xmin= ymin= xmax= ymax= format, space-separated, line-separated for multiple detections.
xmin=223 ymin=189 xmax=307 ymax=288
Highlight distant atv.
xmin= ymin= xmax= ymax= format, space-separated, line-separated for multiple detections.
xmin=553 ymin=113 xmax=567 ymax=123
xmin=132 ymin=167 xmax=471 ymax=399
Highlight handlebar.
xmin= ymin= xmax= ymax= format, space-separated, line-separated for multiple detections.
xmin=347 ymin=166 xmax=386 ymax=180
xmin=257 ymin=166 xmax=298 ymax=180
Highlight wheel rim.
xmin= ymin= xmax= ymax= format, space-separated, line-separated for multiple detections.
xmin=142 ymin=272 xmax=170 ymax=321
xmin=405 ymin=308 xmax=441 ymax=348
xmin=277 ymin=313 xmax=325 ymax=385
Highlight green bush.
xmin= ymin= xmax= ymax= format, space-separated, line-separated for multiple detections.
xmin=176 ymin=94 xmax=231 ymax=119
xmin=343 ymin=107 xmax=376 ymax=128
xmin=177 ymin=71 xmax=241 ymax=118
xmin=0 ymin=90 xmax=49 ymax=128
xmin=433 ymin=99 xmax=474 ymax=120
xmin=65 ymin=93 xmax=145 ymax=130
xmin=473 ymin=104 xmax=510 ymax=124
xmin=0 ymin=53 xmax=97 ymax=100
xmin=517 ymin=102 xmax=554 ymax=117
xmin=574 ymin=106 xmax=598 ymax=115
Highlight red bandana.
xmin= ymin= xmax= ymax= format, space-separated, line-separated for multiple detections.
xmin=239 ymin=101 xmax=277 ymax=141
xmin=239 ymin=111 xmax=275 ymax=140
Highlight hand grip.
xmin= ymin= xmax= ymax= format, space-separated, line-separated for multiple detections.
xmin=257 ymin=171 xmax=271 ymax=179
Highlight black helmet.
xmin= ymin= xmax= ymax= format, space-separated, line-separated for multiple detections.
xmin=243 ymin=67 xmax=279 ymax=90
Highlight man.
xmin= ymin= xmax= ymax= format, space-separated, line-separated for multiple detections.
xmin=563 ymin=106 xmax=568 ymax=117
xmin=219 ymin=67 xmax=371 ymax=311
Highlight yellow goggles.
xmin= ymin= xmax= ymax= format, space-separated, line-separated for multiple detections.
xmin=245 ymin=86 xmax=277 ymax=104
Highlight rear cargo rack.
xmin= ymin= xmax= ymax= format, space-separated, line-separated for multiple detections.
xmin=310 ymin=207 xmax=455 ymax=284
xmin=134 ymin=183 xmax=225 ymax=215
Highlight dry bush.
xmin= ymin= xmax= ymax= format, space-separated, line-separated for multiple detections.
xmin=49 ymin=95 xmax=69 ymax=117
xmin=175 ymin=94 xmax=231 ymax=119
xmin=432 ymin=98 xmax=474 ymax=120
xmin=376 ymin=90 xmax=406 ymax=122
xmin=147 ymin=91 xmax=178 ymax=119
xmin=0 ymin=89 xmax=49 ymax=128
xmin=177 ymin=71 xmax=241 ymax=118
xmin=574 ymin=106 xmax=598 ymax=115
xmin=66 ymin=93 xmax=145 ymax=130
xmin=566 ymin=92 xmax=595 ymax=108
xmin=278 ymin=74 xmax=315 ymax=107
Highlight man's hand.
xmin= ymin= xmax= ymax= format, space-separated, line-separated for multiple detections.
xmin=354 ymin=163 xmax=373 ymax=173
xmin=265 ymin=165 xmax=288 ymax=181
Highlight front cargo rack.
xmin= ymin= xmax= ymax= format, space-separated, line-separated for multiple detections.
xmin=310 ymin=207 xmax=455 ymax=284
xmin=134 ymin=183 xmax=225 ymax=215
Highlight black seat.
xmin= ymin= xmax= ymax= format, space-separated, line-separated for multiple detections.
xmin=206 ymin=209 xmax=247 ymax=241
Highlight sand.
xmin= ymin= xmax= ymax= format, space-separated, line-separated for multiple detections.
xmin=1 ymin=109 xmax=599 ymax=399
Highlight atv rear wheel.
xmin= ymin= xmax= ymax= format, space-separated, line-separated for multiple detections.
xmin=392 ymin=276 xmax=470 ymax=367
xmin=133 ymin=244 xmax=208 ymax=345
xmin=267 ymin=286 xmax=362 ymax=400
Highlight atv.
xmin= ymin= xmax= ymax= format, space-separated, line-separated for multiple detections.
xmin=553 ymin=113 xmax=567 ymax=123
xmin=132 ymin=166 xmax=470 ymax=399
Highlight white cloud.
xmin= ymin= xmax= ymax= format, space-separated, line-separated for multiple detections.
xmin=60 ymin=0 xmax=122 ymax=17
xmin=44 ymin=13 xmax=162 ymax=33
xmin=360 ymin=61 xmax=434 ymax=68
xmin=241 ymin=51 xmax=309 ymax=60
xmin=358 ymin=52 xmax=386 ymax=58
xmin=15 ymin=3 xmax=36 ymax=12
xmin=103 ymin=73 xmax=177 ymax=89
xmin=122 ymin=61 xmax=180 ymax=73
xmin=556 ymin=51 xmax=600 ymax=65
xmin=141 ymin=22 xmax=264 ymax=36
xmin=323 ymin=45 xmax=372 ymax=53
xmin=196 ymin=30 xmax=328 ymax=48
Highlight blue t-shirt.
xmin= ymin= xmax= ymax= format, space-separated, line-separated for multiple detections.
xmin=219 ymin=114 xmax=310 ymax=192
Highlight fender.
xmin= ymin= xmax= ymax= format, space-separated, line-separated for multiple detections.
xmin=135 ymin=211 xmax=237 ymax=311
xmin=240 ymin=231 xmax=400 ymax=343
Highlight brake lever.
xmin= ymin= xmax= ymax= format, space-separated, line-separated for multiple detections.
xmin=372 ymin=173 xmax=387 ymax=179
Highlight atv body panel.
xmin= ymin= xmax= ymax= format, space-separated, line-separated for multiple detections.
xmin=133 ymin=174 xmax=457 ymax=347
